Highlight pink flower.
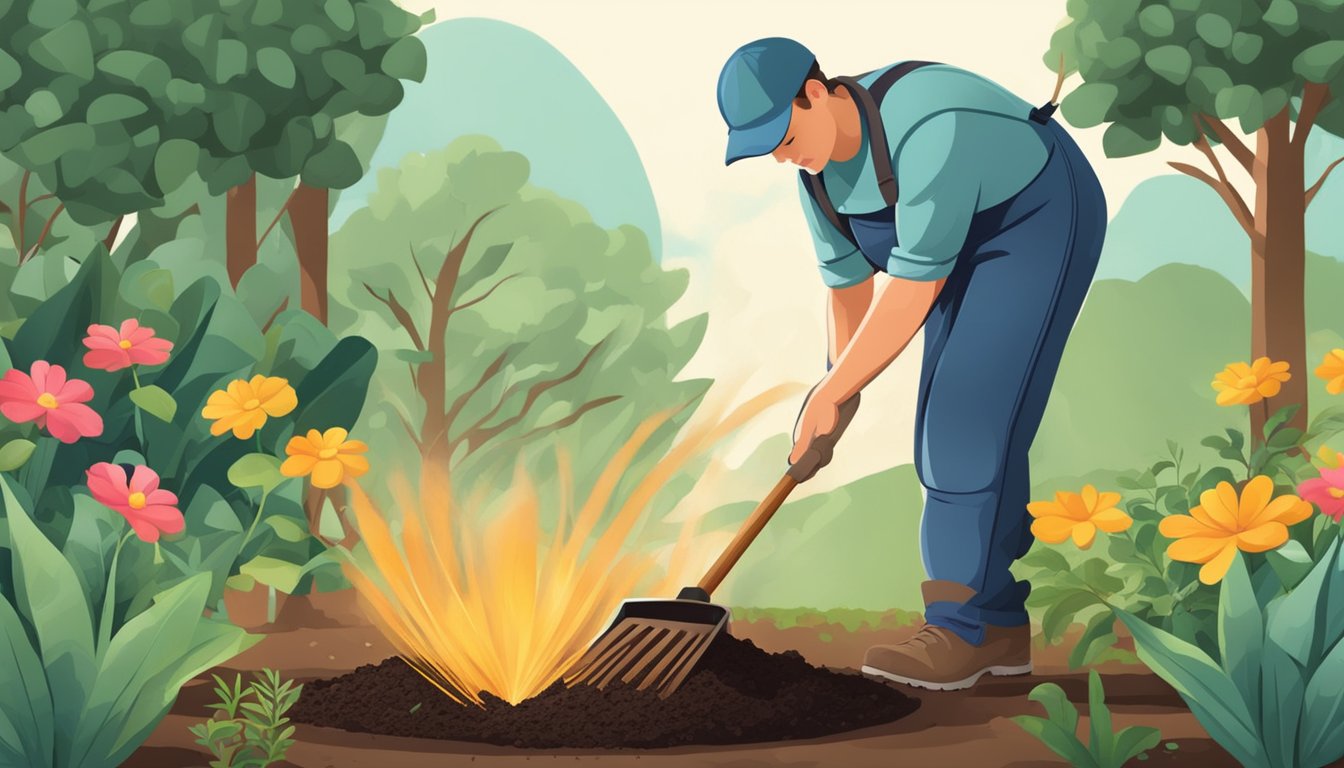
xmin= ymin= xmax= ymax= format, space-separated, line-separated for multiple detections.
xmin=82 ymin=319 xmax=173 ymax=372
xmin=85 ymin=463 xmax=184 ymax=542
xmin=0 ymin=361 xmax=103 ymax=443
xmin=1299 ymin=466 xmax=1344 ymax=523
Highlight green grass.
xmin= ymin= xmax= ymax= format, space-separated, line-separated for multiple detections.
xmin=729 ymin=606 xmax=922 ymax=633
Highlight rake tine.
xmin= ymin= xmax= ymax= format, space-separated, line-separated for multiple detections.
xmin=655 ymin=630 xmax=716 ymax=698
xmin=567 ymin=622 xmax=640 ymax=686
xmin=594 ymin=626 xmax=667 ymax=690
xmin=621 ymin=628 xmax=679 ymax=685
xmin=574 ymin=626 xmax=647 ymax=688
xmin=635 ymin=630 xmax=696 ymax=692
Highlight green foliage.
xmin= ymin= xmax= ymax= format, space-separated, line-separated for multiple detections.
xmin=1045 ymin=0 xmax=1344 ymax=148
xmin=1012 ymin=670 xmax=1162 ymax=767
xmin=0 ymin=246 xmax=376 ymax=611
xmin=330 ymin=135 xmax=711 ymax=518
xmin=189 ymin=669 xmax=301 ymax=768
xmin=0 ymin=0 xmax=431 ymax=222
xmin=0 ymin=476 xmax=259 ymax=768
xmin=1116 ymin=543 xmax=1344 ymax=768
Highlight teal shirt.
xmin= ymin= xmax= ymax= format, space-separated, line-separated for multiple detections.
xmin=801 ymin=63 xmax=1050 ymax=287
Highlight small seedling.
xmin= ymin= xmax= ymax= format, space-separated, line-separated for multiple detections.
xmin=1012 ymin=669 xmax=1162 ymax=768
xmin=189 ymin=668 xmax=303 ymax=768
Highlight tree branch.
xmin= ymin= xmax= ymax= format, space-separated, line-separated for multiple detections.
xmin=363 ymin=283 xmax=425 ymax=351
xmin=21 ymin=203 xmax=65 ymax=264
xmin=1172 ymin=135 xmax=1260 ymax=247
xmin=393 ymin=403 xmax=423 ymax=451
xmin=256 ymin=187 xmax=298 ymax=248
xmin=1196 ymin=114 xmax=1254 ymax=174
xmin=459 ymin=338 xmax=611 ymax=453
xmin=408 ymin=244 xmax=433 ymax=302
xmin=445 ymin=272 xmax=521 ymax=318
xmin=102 ymin=215 xmax=124 ymax=253
xmin=1294 ymin=82 xmax=1329 ymax=149
xmin=1306 ymin=156 xmax=1344 ymax=209
xmin=501 ymin=395 xmax=623 ymax=449
xmin=435 ymin=349 xmax=513 ymax=449
xmin=261 ymin=297 xmax=290 ymax=334
xmin=16 ymin=171 xmax=28 ymax=254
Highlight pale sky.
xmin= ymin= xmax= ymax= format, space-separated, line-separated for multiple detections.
xmin=403 ymin=0 xmax=1195 ymax=494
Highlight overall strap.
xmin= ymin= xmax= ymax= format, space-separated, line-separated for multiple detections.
xmin=800 ymin=61 xmax=938 ymax=245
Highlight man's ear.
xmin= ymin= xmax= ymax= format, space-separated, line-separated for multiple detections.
xmin=804 ymin=78 xmax=829 ymax=102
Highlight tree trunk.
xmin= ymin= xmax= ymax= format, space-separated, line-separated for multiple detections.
xmin=226 ymin=174 xmax=257 ymax=289
xmin=290 ymin=182 xmax=329 ymax=324
xmin=1250 ymin=110 xmax=1308 ymax=446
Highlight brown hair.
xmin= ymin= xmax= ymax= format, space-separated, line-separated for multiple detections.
xmin=794 ymin=61 xmax=840 ymax=109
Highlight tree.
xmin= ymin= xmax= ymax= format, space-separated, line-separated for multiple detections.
xmin=1047 ymin=0 xmax=1344 ymax=446
xmin=0 ymin=0 xmax=429 ymax=323
xmin=329 ymin=136 xmax=710 ymax=493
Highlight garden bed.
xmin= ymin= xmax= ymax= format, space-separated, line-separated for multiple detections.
xmin=289 ymin=633 xmax=920 ymax=748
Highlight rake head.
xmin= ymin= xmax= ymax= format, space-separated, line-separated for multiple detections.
xmin=564 ymin=598 xmax=729 ymax=699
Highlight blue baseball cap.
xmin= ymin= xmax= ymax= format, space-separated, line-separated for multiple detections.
xmin=717 ymin=37 xmax=817 ymax=166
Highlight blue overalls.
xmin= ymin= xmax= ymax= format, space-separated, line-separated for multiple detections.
xmin=831 ymin=101 xmax=1108 ymax=646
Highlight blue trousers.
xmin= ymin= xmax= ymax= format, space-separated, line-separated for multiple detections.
xmin=819 ymin=117 xmax=1105 ymax=645
xmin=909 ymin=119 xmax=1107 ymax=645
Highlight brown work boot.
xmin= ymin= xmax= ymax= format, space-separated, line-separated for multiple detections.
xmin=861 ymin=621 xmax=1032 ymax=691
xmin=861 ymin=580 xmax=1031 ymax=691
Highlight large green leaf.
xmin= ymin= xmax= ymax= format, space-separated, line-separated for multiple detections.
xmin=1218 ymin=552 xmax=1263 ymax=726
xmin=1102 ymin=121 xmax=1160 ymax=158
xmin=287 ymin=335 xmax=377 ymax=437
xmin=0 ymin=593 xmax=54 ymax=765
xmin=1260 ymin=636 xmax=1305 ymax=768
xmin=1061 ymin=82 xmax=1120 ymax=128
xmin=1114 ymin=608 xmax=1265 ymax=766
xmin=1301 ymin=636 xmax=1344 ymax=767
xmin=1 ymin=475 xmax=96 ymax=765
xmin=0 ymin=439 xmax=35 ymax=472
xmin=1295 ymin=41 xmax=1344 ymax=84
xmin=1144 ymin=46 xmax=1192 ymax=85
xmin=66 ymin=572 xmax=254 ymax=767
xmin=1086 ymin=669 xmax=1114 ymax=763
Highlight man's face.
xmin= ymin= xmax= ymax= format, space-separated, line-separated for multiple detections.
xmin=770 ymin=80 xmax=837 ymax=174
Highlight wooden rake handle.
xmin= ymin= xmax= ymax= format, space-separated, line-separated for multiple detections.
xmin=695 ymin=393 xmax=861 ymax=597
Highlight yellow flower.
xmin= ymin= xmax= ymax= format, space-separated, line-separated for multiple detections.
xmin=1315 ymin=349 xmax=1344 ymax=395
xmin=1210 ymin=357 xmax=1290 ymax=406
xmin=1027 ymin=484 xmax=1132 ymax=549
xmin=281 ymin=427 xmax=370 ymax=489
xmin=1158 ymin=475 xmax=1312 ymax=585
xmin=200 ymin=375 xmax=297 ymax=439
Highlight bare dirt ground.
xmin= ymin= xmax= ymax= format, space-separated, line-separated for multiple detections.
xmin=130 ymin=593 xmax=1237 ymax=767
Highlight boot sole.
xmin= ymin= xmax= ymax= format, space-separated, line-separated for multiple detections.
xmin=860 ymin=662 xmax=1033 ymax=692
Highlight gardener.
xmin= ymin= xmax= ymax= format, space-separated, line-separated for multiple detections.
xmin=716 ymin=38 xmax=1107 ymax=691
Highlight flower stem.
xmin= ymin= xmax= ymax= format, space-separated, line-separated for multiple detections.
xmin=130 ymin=366 xmax=147 ymax=456
xmin=97 ymin=530 xmax=136 ymax=658
xmin=240 ymin=489 xmax=271 ymax=555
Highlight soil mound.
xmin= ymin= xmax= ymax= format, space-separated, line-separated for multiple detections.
xmin=290 ymin=634 xmax=919 ymax=748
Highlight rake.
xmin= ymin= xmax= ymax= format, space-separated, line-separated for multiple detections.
xmin=564 ymin=393 xmax=861 ymax=699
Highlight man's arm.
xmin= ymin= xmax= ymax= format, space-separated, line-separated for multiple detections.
xmin=827 ymin=281 xmax=874 ymax=365
xmin=820 ymin=274 xmax=945 ymax=404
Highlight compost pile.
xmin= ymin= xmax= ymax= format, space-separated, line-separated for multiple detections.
xmin=290 ymin=634 xmax=920 ymax=748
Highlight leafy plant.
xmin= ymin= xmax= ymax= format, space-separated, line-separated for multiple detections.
xmin=189 ymin=669 xmax=302 ymax=768
xmin=0 ymin=476 xmax=258 ymax=768
xmin=1012 ymin=669 xmax=1162 ymax=768
xmin=1115 ymin=541 xmax=1344 ymax=768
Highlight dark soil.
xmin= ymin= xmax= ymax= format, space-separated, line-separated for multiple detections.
xmin=290 ymin=634 xmax=920 ymax=748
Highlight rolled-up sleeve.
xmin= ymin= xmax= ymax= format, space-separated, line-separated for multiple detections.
xmin=798 ymin=177 xmax=875 ymax=288
xmin=888 ymin=111 xmax=981 ymax=282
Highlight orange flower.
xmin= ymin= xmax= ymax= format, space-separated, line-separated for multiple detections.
xmin=1028 ymin=484 xmax=1132 ymax=549
xmin=1158 ymin=475 xmax=1311 ymax=584
xmin=281 ymin=427 xmax=370 ymax=489
xmin=201 ymin=376 xmax=297 ymax=439
xmin=1210 ymin=357 xmax=1290 ymax=406
xmin=1315 ymin=349 xmax=1344 ymax=395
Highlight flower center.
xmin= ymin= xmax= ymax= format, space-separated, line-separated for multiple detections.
xmin=1236 ymin=375 xmax=1259 ymax=388
xmin=318 ymin=447 xmax=338 ymax=459
xmin=36 ymin=392 xmax=58 ymax=409
xmin=128 ymin=492 xmax=147 ymax=509
xmin=243 ymin=398 xmax=261 ymax=410
xmin=118 ymin=339 xmax=133 ymax=349
xmin=1330 ymin=487 xmax=1344 ymax=499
